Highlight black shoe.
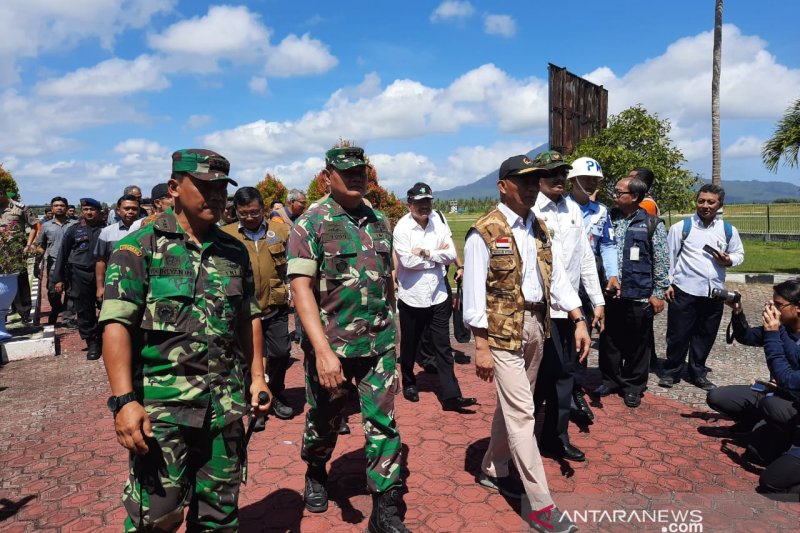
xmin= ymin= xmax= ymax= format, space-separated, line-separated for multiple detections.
xmin=252 ymin=416 xmax=266 ymax=432
xmin=338 ymin=417 xmax=351 ymax=435
xmin=454 ymin=353 xmax=470 ymax=365
xmin=571 ymin=389 xmax=594 ymax=422
xmin=86 ymin=341 xmax=102 ymax=360
xmin=368 ymin=488 xmax=409 ymax=533
xmin=303 ymin=471 xmax=328 ymax=513
xmin=476 ymin=472 xmax=524 ymax=499
xmin=402 ymin=386 xmax=419 ymax=403
xmin=592 ymin=384 xmax=615 ymax=397
xmin=693 ymin=376 xmax=716 ymax=391
xmin=529 ymin=506 xmax=578 ymax=533
xmin=441 ymin=396 xmax=478 ymax=412
xmin=270 ymin=395 xmax=294 ymax=420
xmin=540 ymin=440 xmax=586 ymax=462
xmin=658 ymin=376 xmax=676 ymax=388
xmin=624 ymin=392 xmax=641 ymax=408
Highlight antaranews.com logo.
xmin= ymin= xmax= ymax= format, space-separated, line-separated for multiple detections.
xmin=528 ymin=506 xmax=704 ymax=531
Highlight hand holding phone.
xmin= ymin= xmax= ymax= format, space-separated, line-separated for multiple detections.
xmin=703 ymin=244 xmax=720 ymax=256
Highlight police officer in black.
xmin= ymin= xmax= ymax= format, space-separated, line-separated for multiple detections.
xmin=52 ymin=198 xmax=104 ymax=360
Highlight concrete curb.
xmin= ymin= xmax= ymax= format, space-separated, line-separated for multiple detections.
xmin=727 ymin=272 xmax=798 ymax=284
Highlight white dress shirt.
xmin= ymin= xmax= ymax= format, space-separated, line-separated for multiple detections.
xmin=393 ymin=211 xmax=457 ymax=308
xmin=667 ymin=214 xmax=745 ymax=297
xmin=534 ymin=193 xmax=605 ymax=318
xmin=462 ymin=203 xmax=582 ymax=329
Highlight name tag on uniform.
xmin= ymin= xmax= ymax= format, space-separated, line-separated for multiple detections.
xmin=630 ymin=246 xmax=640 ymax=261
xmin=491 ymin=249 xmax=513 ymax=256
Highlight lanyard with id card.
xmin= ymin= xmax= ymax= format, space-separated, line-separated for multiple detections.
xmin=630 ymin=246 xmax=640 ymax=261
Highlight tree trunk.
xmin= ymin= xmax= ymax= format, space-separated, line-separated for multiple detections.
xmin=711 ymin=0 xmax=723 ymax=185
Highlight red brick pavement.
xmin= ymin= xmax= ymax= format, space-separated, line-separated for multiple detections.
xmin=1 ymin=322 xmax=798 ymax=532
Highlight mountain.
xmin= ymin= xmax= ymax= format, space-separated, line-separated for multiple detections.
xmin=435 ymin=143 xmax=549 ymax=200
xmin=437 ymin=145 xmax=799 ymax=204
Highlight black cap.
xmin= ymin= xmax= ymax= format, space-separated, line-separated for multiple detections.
xmin=407 ymin=182 xmax=433 ymax=201
xmin=151 ymin=183 xmax=169 ymax=200
xmin=498 ymin=155 xmax=547 ymax=181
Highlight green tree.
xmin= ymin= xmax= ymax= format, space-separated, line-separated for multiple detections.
xmin=255 ymin=173 xmax=287 ymax=210
xmin=762 ymin=98 xmax=800 ymax=172
xmin=568 ymin=105 xmax=699 ymax=212
xmin=0 ymin=164 xmax=20 ymax=198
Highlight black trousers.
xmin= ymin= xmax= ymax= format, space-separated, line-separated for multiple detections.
xmin=418 ymin=289 xmax=454 ymax=368
xmin=534 ymin=318 xmax=576 ymax=445
xmin=599 ymin=299 xmax=653 ymax=395
xmin=707 ymin=384 xmax=800 ymax=440
xmin=398 ymin=298 xmax=461 ymax=401
xmin=262 ymin=306 xmax=291 ymax=396
xmin=69 ymin=266 xmax=99 ymax=342
xmin=11 ymin=267 xmax=31 ymax=320
xmin=45 ymin=256 xmax=65 ymax=322
xmin=662 ymin=288 xmax=724 ymax=381
xmin=760 ymin=452 xmax=800 ymax=497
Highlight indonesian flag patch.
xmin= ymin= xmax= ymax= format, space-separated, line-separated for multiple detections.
xmin=495 ymin=237 xmax=511 ymax=249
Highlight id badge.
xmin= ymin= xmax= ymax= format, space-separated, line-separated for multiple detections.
xmin=630 ymin=246 xmax=640 ymax=261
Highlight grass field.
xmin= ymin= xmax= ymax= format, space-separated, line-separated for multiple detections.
xmin=443 ymin=213 xmax=799 ymax=277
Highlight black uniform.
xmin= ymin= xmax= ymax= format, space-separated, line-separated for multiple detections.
xmin=52 ymin=219 xmax=102 ymax=344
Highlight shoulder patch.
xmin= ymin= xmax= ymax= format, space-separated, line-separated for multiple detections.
xmin=119 ymin=244 xmax=143 ymax=257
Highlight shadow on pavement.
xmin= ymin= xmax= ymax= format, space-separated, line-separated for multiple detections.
xmin=0 ymin=495 xmax=36 ymax=522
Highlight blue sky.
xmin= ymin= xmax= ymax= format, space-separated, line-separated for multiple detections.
xmin=3 ymin=0 xmax=799 ymax=205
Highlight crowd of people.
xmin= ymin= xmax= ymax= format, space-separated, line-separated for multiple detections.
xmin=1 ymin=142 xmax=798 ymax=533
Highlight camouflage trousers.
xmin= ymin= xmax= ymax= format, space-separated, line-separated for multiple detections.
xmin=122 ymin=419 xmax=244 ymax=532
xmin=302 ymin=346 xmax=403 ymax=493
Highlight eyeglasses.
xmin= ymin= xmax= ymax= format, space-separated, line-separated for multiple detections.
xmin=611 ymin=190 xmax=633 ymax=198
xmin=773 ymin=300 xmax=796 ymax=311
xmin=237 ymin=209 xmax=263 ymax=219
xmin=292 ymin=200 xmax=307 ymax=206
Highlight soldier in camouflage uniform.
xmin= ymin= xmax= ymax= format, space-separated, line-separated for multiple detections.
xmin=99 ymin=149 xmax=272 ymax=532
xmin=0 ymin=186 xmax=39 ymax=323
xmin=288 ymin=146 xmax=409 ymax=533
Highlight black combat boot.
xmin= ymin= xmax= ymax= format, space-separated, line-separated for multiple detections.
xmin=303 ymin=467 xmax=328 ymax=513
xmin=86 ymin=340 xmax=102 ymax=360
xmin=368 ymin=488 xmax=410 ymax=533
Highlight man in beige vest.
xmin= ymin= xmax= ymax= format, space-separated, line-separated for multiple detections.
xmin=462 ymin=154 xmax=590 ymax=533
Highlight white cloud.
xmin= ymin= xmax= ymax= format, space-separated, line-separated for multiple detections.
xmin=368 ymin=153 xmax=438 ymax=191
xmin=187 ymin=114 xmax=213 ymax=128
xmin=147 ymin=5 xmax=269 ymax=59
xmin=249 ymin=77 xmax=269 ymax=94
xmin=264 ymin=33 xmax=338 ymax=77
xmin=725 ymin=136 xmax=764 ymax=158
xmin=0 ymin=0 xmax=175 ymax=84
xmin=35 ymin=55 xmax=169 ymax=97
xmin=445 ymin=141 xmax=535 ymax=178
xmin=430 ymin=1 xmax=475 ymax=22
xmin=483 ymin=14 xmax=516 ymax=38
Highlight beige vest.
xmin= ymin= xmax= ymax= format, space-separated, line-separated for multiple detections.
xmin=472 ymin=208 xmax=553 ymax=351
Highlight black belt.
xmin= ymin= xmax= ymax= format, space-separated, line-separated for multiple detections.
xmin=524 ymin=301 xmax=546 ymax=312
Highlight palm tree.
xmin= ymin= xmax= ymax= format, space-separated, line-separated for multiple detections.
xmin=711 ymin=0 xmax=723 ymax=185
xmin=762 ymin=98 xmax=800 ymax=172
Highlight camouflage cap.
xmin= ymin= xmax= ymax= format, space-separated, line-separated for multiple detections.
xmin=498 ymin=155 xmax=548 ymax=181
xmin=171 ymin=149 xmax=238 ymax=186
xmin=325 ymin=147 xmax=368 ymax=170
xmin=531 ymin=150 xmax=572 ymax=172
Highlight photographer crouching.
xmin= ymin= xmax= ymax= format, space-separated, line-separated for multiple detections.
xmin=706 ymin=279 xmax=800 ymax=498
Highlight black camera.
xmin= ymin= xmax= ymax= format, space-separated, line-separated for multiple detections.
xmin=711 ymin=287 xmax=741 ymax=304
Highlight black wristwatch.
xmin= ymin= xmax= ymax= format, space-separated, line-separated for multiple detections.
xmin=107 ymin=392 xmax=137 ymax=416
xmin=571 ymin=315 xmax=587 ymax=325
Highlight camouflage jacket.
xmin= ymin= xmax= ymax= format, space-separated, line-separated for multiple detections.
xmin=0 ymin=199 xmax=37 ymax=236
xmin=287 ymin=197 xmax=395 ymax=359
xmin=98 ymin=211 xmax=261 ymax=429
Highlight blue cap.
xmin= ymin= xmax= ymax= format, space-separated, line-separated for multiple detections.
xmin=80 ymin=198 xmax=102 ymax=209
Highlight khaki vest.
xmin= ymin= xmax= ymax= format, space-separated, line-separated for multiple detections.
xmin=222 ymin=220 xmax=289 ymax=314
xmin=472 ymin=208 xmax=553 ymax=351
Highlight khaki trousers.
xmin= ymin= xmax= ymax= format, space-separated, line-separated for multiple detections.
xmin=481 ymin=310 xmax=553 ymax=510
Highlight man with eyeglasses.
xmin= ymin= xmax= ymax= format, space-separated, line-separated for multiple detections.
xmin=129 ymin=183 xmax=174 ymax=231
xmin=594 ymin=176 xmax=669 ymax=408
xmin=222 ymin=186 xmax=294 ymax=421
xmin=659 ymin=184 xmax=744 ymax=391
xmin=288 ymin=146 xmax=409 ymax=533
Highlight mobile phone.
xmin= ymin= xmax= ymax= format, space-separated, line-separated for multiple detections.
xmin=750 ymin=383 xmax=768 ymax=392
xmin=703 ymin=244 xmax=720 ymax=256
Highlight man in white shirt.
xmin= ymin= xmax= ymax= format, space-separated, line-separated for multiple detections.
xmin=533 ymin=151 xmax=605 ymax=463
xmin=659 ymin=184 xmax=744 ymax=390
xmin=394 ymin=182 xmax=477 ymax=412
xmin=463 ymin=155 xmax=589 ymax=533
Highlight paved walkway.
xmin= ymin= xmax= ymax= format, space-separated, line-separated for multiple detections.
xmin=1 ymin=282 xmax=798 ymax=532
